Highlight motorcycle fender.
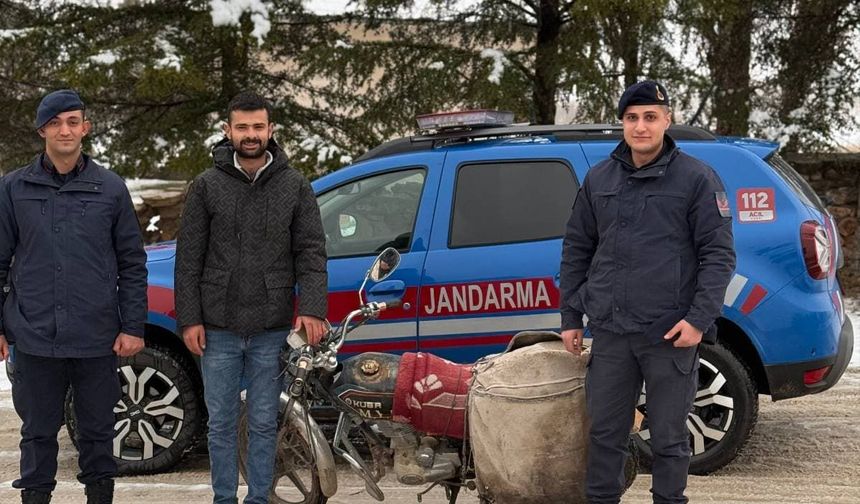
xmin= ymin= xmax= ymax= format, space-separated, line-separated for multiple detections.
xmin=282 ymin=394 xmax=338 ymax=497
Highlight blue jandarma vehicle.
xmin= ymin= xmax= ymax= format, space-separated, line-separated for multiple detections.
xmin=99 ymin=112 xmax=853 ymax=477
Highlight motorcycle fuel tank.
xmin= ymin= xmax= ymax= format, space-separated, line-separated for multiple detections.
xmin=333 ymin=352 xmax=400 ymax=419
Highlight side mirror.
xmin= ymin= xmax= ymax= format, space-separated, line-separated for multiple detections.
xmin=369 ymin=247 xmax=401 ymax=282
xmin=358 ymin=247 xmax=402 ymax=305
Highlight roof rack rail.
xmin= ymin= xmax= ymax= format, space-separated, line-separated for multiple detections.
xmin=355 ymin=124 xmax=716 ymax=163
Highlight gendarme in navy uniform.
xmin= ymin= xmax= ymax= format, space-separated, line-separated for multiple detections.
xmin=0 ymin=90 xmax=147 ymax=504
xmin=559 ymin=81 xmax=735 ymax=504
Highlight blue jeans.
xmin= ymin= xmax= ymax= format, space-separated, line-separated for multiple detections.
xmin=202 ymin=329 xmax=285 ymax=504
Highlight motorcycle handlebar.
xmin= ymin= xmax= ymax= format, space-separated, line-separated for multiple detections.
xmin=324 ymin=298 xmax=405 ymax=354
xmin=379 ymin=298 xmax=402 ymax=310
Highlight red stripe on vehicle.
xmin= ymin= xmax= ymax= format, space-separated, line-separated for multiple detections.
xmin=328 ymin=278 xmax=560 ymax=323
xmin=341 ymin=340 xmax=418 ymax=353
xmin=147 ymin=285 xmax=176 ymax=319
xmin=342 ymin=334 xmax=516 ymax=354
xmin=327 ymin=287 xmax=420 ymax=322
xmin=740 ymin=285 xmax=768 ymax=315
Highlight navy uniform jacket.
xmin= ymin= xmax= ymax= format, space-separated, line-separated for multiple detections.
xmin=560 ymin=135 xmax=735 ymax=337
xmin=0 ymin=154 xmax=147 ymax=358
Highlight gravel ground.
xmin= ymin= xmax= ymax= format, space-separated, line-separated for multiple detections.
xmin=0 ymin=367 xmax=857 ymax=503
xmin=2 ymin=308 xmax=857 ymax=503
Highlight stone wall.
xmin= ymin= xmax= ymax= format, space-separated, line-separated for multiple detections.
xmin=785 ymin=153 xmax=860 ymax=295
xmin=131 ymin=181 xmax=188 ymax=244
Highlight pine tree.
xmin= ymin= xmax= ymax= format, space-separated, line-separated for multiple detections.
xmin=0 ymin=0 xmax=361 ymax=177
xmin=2 ymin=0 xmax=856 ymax=180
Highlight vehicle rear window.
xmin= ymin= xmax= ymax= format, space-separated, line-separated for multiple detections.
xmin=450 ymin=160 xmax=577 ymax=248
xmin=767 ymin=153 xmax=827 ymax=212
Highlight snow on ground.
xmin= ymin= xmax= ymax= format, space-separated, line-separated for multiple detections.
xmin=125 ymin=178 xmax=183 ymax=192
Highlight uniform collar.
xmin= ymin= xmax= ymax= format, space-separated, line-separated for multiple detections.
xmin=611 ymin=134 xmax=679 ymax=178
xmin=24 ymin=153 xmax=103 ymax=188
xmin=42 ymin=152 xmax=85 ymax=177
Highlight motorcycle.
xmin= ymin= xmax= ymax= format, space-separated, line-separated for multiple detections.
xmin=237 ymin=248 xmax=636 ymax=503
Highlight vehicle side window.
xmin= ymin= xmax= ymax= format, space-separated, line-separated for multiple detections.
xmin=450 ymin=161 xmax=577 ymax=248
xmin=317 ymin=168 xmax=425 ymax=258
xmin=767 ymin=153 xmax=827 ymax=212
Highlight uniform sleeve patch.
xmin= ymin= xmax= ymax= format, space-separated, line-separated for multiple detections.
xmin=736 ymin=188 xmax=776 ymax=223
xmin=715 ymin=191 xmax=731 ymax=218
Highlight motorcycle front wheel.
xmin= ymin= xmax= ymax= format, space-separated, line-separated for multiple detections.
xmin=238 ymin=403 xmax=327 ymax=504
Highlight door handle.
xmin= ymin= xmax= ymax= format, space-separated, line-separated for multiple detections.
xmin=369 ymin=280 xmax=406 ymax=295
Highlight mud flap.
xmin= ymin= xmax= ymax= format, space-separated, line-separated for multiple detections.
xmin=282 ymin=395 xmax=339 ymax=497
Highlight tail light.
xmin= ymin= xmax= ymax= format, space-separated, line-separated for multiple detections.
xmin=800 ymin=221 xmax=832 ymax=280
xmin=803 ymin=366 xmax=831 ymax=385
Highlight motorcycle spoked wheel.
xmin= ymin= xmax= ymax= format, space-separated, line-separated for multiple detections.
xmin=238 ymin=403 xmax=327 ymax=504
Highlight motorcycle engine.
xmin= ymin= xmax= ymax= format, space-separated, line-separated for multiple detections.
xmin=374 ymin=421 xmax=461 ymax=485
xmin=332 ymin=352 xmax=462 ymax=485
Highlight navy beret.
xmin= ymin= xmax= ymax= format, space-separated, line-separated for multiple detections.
xmin=35 ymin=89 xmax=85 ymax=129
xmin=617 ymin=80 xmax=670 ymax=119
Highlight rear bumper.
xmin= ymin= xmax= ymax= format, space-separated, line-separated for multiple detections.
xmin=764 ymin=315 xmax=854 ymax=401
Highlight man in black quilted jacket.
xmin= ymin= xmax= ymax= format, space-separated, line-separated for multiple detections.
xmin=175 ymin=91 xmax=327 ymax=504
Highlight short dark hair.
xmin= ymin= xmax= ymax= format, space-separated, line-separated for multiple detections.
xmin=226 ymin=91 xmax=273 ymax=123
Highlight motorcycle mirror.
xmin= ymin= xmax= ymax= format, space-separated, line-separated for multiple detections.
xmin=368 ymin=247 xmax=401 ymax=282
xmin=358 ymin=248 xmax=402 ymax=305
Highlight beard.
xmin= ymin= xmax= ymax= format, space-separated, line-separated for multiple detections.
xmin=233 ymin=137 xmax=268 ymax=159
xmin=49 ymin=140 xmax=82 ymax=156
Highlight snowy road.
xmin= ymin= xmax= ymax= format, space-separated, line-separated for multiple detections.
xmin=0 ymin=370 xmax=857 ymax=503
xmin=0 ymin=313 xmax=857 ymax=503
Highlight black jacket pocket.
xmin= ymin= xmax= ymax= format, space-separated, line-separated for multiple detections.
xmin=201 ymin=267 xmax=231 ymax=327
xmin=264 ymin=270 xmax=295 ymax=328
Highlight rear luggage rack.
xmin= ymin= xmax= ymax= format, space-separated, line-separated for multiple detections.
xmin=355 ymin=124 xmax=717 ymax=163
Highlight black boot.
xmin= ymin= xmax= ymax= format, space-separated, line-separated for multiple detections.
xmin=21 ymin=489 xmax=51 ymax=504
xmin=84 ymin=478 xmax=114 ymax=504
